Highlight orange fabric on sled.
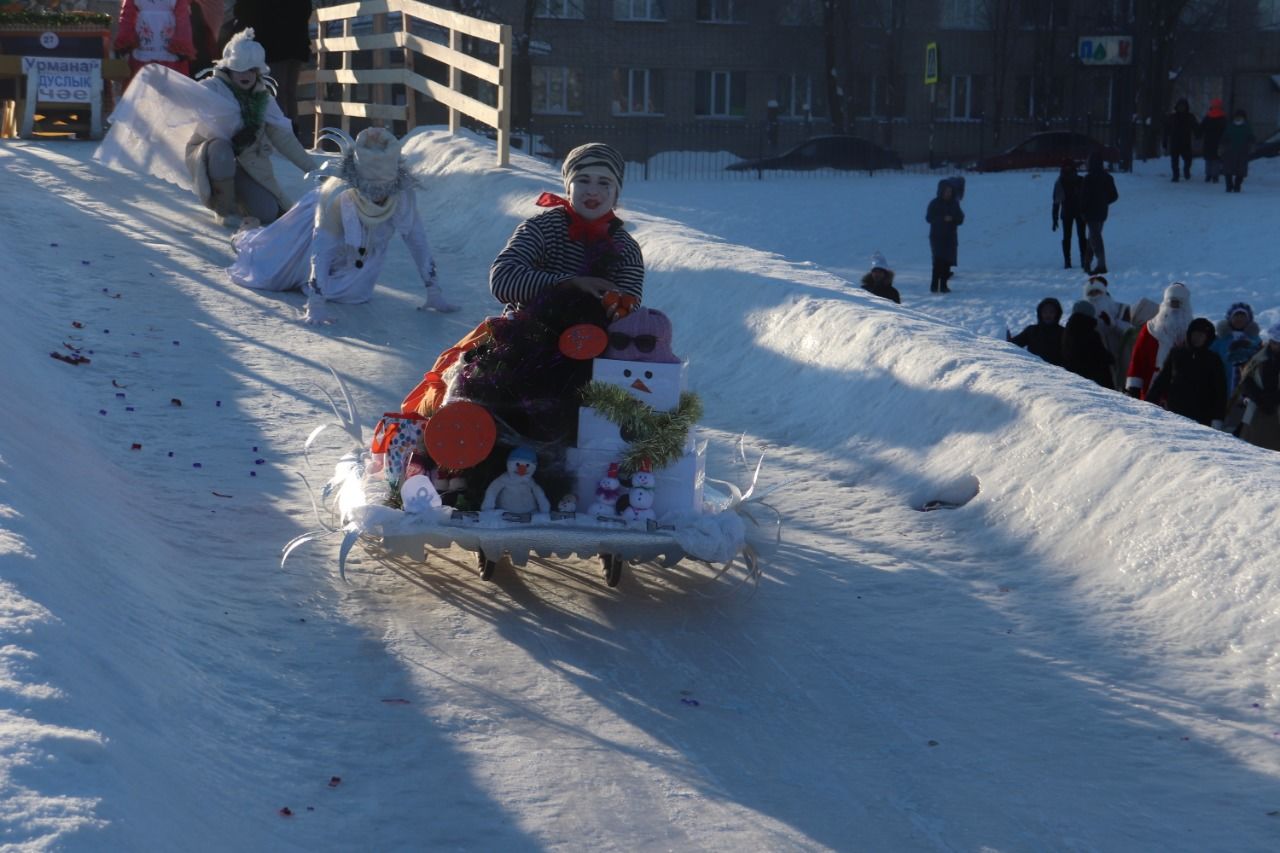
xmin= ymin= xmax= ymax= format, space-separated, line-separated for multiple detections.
xmin=400 ymin=320 xmax=494 ymax=418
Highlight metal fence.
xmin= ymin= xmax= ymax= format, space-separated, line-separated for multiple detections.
xmin=510 ymin=114 xmax=1127 ymax=180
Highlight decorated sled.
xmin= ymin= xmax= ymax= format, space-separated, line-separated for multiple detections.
xmin=285 ymin=295 xmax=783 ymax=590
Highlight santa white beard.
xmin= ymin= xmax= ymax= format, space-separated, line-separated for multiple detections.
xmin=1147 ymin=305 xmax=1194 ymax=364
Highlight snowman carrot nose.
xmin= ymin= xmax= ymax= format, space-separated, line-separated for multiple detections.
xmin=630 ymin=378 xmax=652 ymax=394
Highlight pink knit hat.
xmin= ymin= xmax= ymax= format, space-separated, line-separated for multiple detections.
xmin=603 ymin=308 xmax=680 ymax=363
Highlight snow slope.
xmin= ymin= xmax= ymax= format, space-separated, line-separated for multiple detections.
xmin=0 ymin=129 xmax=1278 ymax=852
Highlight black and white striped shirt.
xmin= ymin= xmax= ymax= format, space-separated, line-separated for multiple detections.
xmin=489 ymin=209 xmax=644 ymax=311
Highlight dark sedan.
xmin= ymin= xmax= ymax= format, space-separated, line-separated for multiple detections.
xmin=726 ymin=135 xmax=903 ymax=172
xmin=973 ymin=131 xmax=1121 ymax=172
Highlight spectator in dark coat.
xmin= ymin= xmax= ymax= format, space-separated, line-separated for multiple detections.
xmin=1220 ymin=108 xmax=1255 ymax=193
xmin=1162 ymin=98 xmax=1198 ymax=182
xmin=1079 ymin=151 xmax=1118 ymax=275
xmin=1051 ymin=160 xmax=1087 ymax=270
xmin=1060 ymin=300 xmax=1115 ymax=389
xmin=1146 ymin=317 xmax=1227 ymax=427
xmin=1010 ymin=297 xmax=1064 ymax=366
xmin=230 ymin=1 xmax=313 ymax=123
xmin=1200 ymin=98 xmax=1227 ymax=183
xmin=926 ymin=179 xmax=963 ymax=294
xmin=1234 ymin=325 xmax=1280 ymax=451
xmin=860 ymin=252 xmax=901 ymax=304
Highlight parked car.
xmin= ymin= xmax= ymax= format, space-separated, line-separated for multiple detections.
xmin=973 ymin=131 xmax=1121 ymax=172
xmin=1250 ymin=129 xmax=1280 ymax=160
xmin=726 ymin=135 xmax=903 ymax=172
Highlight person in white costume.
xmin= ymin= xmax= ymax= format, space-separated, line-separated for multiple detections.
xmin=226 ymin=126 xmax=460 ymax=325
xmin=93 ymin=28 xmax=315 ymax=230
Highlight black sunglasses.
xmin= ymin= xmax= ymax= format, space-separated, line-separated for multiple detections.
xmin=609 ymin=332 xmax=657 ymax=353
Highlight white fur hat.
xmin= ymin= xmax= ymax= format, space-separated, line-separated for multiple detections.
xmin=217 ymin=28 xmax=269 ymax=75
xmin=1265 ymin=322 xmax=1280 ymax=342
xmin=869 ymin=251 xmax=889 ymax=271
xmin=1163 ymin=282 xmax=1190 ymax=306
xmin=353 ymin=127 xmax=403 ymax=185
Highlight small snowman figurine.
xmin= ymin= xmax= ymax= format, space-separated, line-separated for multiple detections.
xmin=619 ymin=459 xmax=657 ymax=524
xmin=588 ymin=462 xmax=624 ymax=517
xmin=481 ymin=446 xmax=551 ymax=514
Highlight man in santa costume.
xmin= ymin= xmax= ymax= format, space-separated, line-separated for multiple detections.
xmin=1126 ymin=282 xmax=1193 ymax=399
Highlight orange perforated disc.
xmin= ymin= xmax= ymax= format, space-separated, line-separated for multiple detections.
xmin=423 ymin=401 xmax=497 ymax=470
xmin=559 ymin=323 xmax=608 ymax=360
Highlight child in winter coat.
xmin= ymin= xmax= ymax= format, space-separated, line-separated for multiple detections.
xmin=860 ymin=252 xmax=901 ymax=304
xmin=227 ymin=126 xmax=459 ymax=325
xmin=1051 ymin=160 xmax=1087 ymax=270
xmin=114 ymin=0 xmax=197 ymax=85
xmin=1220 ymin=109 xmax=1256 ymax=193
xmin=1060 ymin=300 xmax=1114 ymax=389
xmin=184 ymin=28 xmax=317 ymax=228
xmin=491 ymin=142 xmax=644 ymax=317
xmin=926 ymin=179 xmax=963 ymax=293
xmin=1145 ymin=317 xmax=1227 ymax=427
xmin=1233 ymin=324 xmax=1280 ymax=451
xmin=1009 ymin=297 xmax=1064 ymax=366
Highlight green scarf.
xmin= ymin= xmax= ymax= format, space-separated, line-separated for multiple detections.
xmin=224 ymin=80 xmax=269 ymax=153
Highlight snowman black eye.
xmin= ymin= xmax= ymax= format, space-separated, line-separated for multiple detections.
xmin=623 ymin=369 xmax=632 ymax=377
xmin=644 ymin=370 xmax=653 ymax=379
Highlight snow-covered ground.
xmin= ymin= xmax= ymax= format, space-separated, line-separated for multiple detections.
xmin=1 ymin=129 xmax=1279 ymax=852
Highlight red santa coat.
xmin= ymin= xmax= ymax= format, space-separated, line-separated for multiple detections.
xmin=1127 ymin=323 xmax=1168 ymax=398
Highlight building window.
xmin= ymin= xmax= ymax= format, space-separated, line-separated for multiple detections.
xmin=696 ymin=70 xmax=746 ymax=117
xmin=853 ymin=74 xmax=904 ymax=118
xmin=697 ymin=0 xmax=747 ymax=23
xmin=1263 ymin=0 xmax=1280 ymax=28
xmin=1015 ymin=75 xmax=1065 ymax=119
xmin=1095 ymin=0 xmax=1133 ymax=27
xmin=532 ymin=66 xmax=583 ymax=114
xmin=536 ymin=0 xmax=584 ymax=19
xmin=949 ymin=74 xmax=983 ymax=120
xmin=778 ymin=0 xmax=822 ymax=25
xmin=612 ymin=68 xmax=664 ymax=115
xmin=941 ymin=0 xmax=984 ymax=28
xmin=614 ymin=0 xmax=665 ymax=20
xmin=776 ymin=73 xmax=826 ymax=117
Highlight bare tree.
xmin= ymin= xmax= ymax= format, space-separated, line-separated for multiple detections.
xmin=1132 ymin=0 xmax=1194 ymax=158
xmin=822 ymin=0 xmax=852 ymax=132
xmin=984 ymin=0 xmax=1020 ymax=146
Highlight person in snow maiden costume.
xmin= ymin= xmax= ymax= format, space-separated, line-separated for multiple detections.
xmin=861 ymin=252 xmax=901 ymax=304
xmin=490 ymin=142 xmax=643 ymax=316
xmin=1162 ymin=98 xmax=1198 ymax=182
xmin=114 ymin=0 xmax=196 ymax=86
xmin=1210 ymin=302 xmax=1262 ymax=401
xmin=226 ymin=125 xmax=459 ymax=325
xmin=1009 ymin=297 xmax=1064 ymax=366
xmin=1200 ymin=98 xmax=1227 ymax=183
xmin=1146 ymin=317 xmax=1227 ymax=427
xmin=1060 ymin=300 xmax=1114 ymax=389
xmin=1126 ymin=282 xmax=1193 ymax=400
xmin=1051 ymin=160 xmax=1087 ymax=270
xmin=184 ymin=28 xmax=317 ymax=228
xmin=1233 ymin=325 xmax=1280 ymax=451
xmin=1220 ymin=109 xmax=1255 ymax=193
xmin=926 ymin=179 xmax=963 ymax=293
xmin=1079 ymin=150 xmax=1118 ymax=275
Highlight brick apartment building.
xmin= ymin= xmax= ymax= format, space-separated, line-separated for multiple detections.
xmin=479 ymin=0 xmax=1279 ymax=166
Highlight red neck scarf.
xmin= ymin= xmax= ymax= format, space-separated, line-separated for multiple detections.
xmin=536 ymin=192 xmax=617 ymax=243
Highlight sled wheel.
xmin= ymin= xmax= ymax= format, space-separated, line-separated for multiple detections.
xmin=600 ymin=554 xmax=624 ymax=588
xmin=477 ymin=549 xmax=497 ymax=582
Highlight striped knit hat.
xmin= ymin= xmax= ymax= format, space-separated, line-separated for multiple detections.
xmin=562 ymin=143 xmax=625 ymax=191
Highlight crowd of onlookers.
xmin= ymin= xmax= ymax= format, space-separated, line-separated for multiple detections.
xmin=1006 ymin=278 xmax=1280 ymax=452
